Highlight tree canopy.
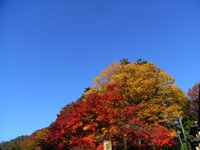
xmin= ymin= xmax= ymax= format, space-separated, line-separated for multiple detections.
xmin=41 ymin=59 xmax=185 ymax=149
xmin=87 ymin=60 xmax=186 ymax=125
xmin=44 ymin=84 xmax=175 ymax=150
xmin=185 ymin=82 xmax=200 ymax=121
xmin=1 ymin=59 xmax=188 ymax=150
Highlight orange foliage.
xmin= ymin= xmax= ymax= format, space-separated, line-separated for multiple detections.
xmin=43 ymin=84 xmax=175 ymax=149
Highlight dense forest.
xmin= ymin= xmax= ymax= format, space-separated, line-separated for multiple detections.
xmin=1 ymin=59 xmax=199 ymax=150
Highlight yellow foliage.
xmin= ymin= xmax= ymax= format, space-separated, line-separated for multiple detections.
xmin=88 ymin=61 xmax=186 ymax=126
xmin=18 ymin=128 xmax=48 ymax=150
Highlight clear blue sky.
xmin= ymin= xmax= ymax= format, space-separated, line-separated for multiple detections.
xmin=0 ymin=0 xmax=200 ymax=142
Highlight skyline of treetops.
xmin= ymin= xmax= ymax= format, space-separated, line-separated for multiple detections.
xmin=1 ymin=58 xmax=199 ymax=150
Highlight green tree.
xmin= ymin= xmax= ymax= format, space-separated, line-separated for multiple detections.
xmin=120 ymin=58 xmax=130 ymax=65
xmin=136 ymin=58 xmax=147 ymax=64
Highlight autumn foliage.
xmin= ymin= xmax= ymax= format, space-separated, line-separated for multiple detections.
xmin=2 ymin=59 xmax=188 ymax=150
xmin=87 ymin=60 xmax=186 ymax=125
xmin=184 ymin=82 xmax=200 ymax=120
xmin=43 ymin=83 xmax=175 ymax=149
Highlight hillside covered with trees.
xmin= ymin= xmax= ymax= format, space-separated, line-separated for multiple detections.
xmin=1 ymin=59 xmax=198 ymax=150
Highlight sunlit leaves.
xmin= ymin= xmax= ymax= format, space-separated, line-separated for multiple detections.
xmin=89 ymin=61 xmax=186 ymax=125
xmin=18 ymin=128 xmax=48 ymax=150
xmin=41 ymin=59 xmax=183 ymax=149
xmin=1 ymin=59 xmax=187 ymax=150
xmin=44 ymin=84 xmax=175 ymax=149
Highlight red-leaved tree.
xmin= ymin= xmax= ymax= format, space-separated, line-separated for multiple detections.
xmin=42 ymin=84 xmax=175 ymax=150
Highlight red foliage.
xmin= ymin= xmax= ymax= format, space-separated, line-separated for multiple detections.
xmin=43 ymin=84 xmax=175 ymax=149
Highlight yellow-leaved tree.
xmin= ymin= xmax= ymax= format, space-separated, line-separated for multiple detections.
xmin=86 ymin=59 xmax=186 ymax=126
xmin=18 ymin=128 xmax=48 ymax=150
